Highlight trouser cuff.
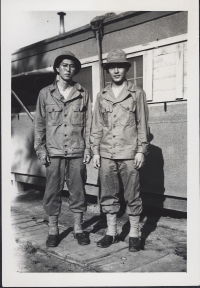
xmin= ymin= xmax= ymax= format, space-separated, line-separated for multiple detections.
xmin=102 ymin=205 xmax=120 ymax=214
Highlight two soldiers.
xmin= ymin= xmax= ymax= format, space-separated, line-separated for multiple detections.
xmin=34 ymin=49 xmax=149 ymax=252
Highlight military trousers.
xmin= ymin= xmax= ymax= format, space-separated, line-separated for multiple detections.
xmin=99 ymin=157 xmax=142 ymax=215
xmin=43 ymin=157 xmax=87 ymax=216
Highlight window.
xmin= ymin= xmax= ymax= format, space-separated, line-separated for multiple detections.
xmin=11 ymin=73 xmax=56 ymax=113
xmin=104 ymin=56 xmax=143 ymax=88
xmin=73 ymin=66 xmax=93 ymax=102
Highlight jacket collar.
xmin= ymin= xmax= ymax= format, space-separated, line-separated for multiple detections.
xmin=102 ymin=80 xmax=137 ymax=103
xmin=49 ymin=81 xmax=84 ymax=102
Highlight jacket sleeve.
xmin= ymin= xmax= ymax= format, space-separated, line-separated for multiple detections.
xmin=90 ymin=94 xmax=103 ymax=155
xmin=34 ymin=89 xmax=48 ymax=159
xmin=135 ymin=89 xmax=149 ymax=155
xmin=84 ymin=91 xmax=92 ymax=156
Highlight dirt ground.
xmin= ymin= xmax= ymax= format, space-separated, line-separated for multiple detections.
xmin=13 ymin=240 xmax=95 ymax=273
xmin=10 ymin=187 xmax=187 ymax=273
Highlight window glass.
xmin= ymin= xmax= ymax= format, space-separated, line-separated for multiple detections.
xmin=11 ymin=73 xmax=56 ymax=113
xmin=104 ymin=56 xmax=143 ymax=89
xmin=73 ymin=66 xmax=93 ymax=102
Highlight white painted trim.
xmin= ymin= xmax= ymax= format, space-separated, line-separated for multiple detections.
xmin=91 ymin=62 xmax=101 ymax=107
xmin=175 ymin=43 xmax=184 ymax=100
xmin=124 ymin=34 xmax=188 ymax=56
xmin=126 ymin=51 xmax=147 ymax=59
xmin=80 ymin=62 xmax=101 ymax=106
xmin=143 ymin=50 xmax=153 ymax=101
xmin=81 ymin=62 xmax=93 ymax=68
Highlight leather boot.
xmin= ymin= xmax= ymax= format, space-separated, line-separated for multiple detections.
xmin=73 ymin=212 xmax=90 ymax=245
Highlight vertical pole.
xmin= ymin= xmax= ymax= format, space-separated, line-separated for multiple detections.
xmin=96 ymin=30 xmax=104 ymax=89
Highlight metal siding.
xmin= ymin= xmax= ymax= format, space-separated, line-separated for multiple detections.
xmin=11 ymin=113 xmax=45 ymax=177
xmin=11 ymin=102 xmax=187 ymax=199
xmin=101 ymin=12 xmax=187 ymax=53
xmin=140 ymin=102 xmax=187 ymax=198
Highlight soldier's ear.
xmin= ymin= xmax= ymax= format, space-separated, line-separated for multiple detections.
xmin=56 ymin=67 xmax=59 ymax=74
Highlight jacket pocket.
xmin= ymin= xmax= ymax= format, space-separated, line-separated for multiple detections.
xmin=71 ymin=103 xmax=85 ymax=126
xmin=119 ymin=102 xmax=136 ymax=126
xmin=47 ymin=105 xmax=62 ymax=126
xmin=100 ymin=103 xmax=113 ymax=127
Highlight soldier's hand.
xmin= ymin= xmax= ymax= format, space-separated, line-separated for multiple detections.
xmin=40 ymin=155 xmax=51 ymax=166
xmin=83 ymin=154 xmax=91 ymax=164
xmin=93 ymin=155 xmax=101 ymax=169
xmin=134 ymin=153 xmax=145 ymax=169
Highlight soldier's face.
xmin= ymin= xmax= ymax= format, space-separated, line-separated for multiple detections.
xmin=108 ymin=64 xmax=128 ymax=84
xmin=56 ymin=59 xmax=76 ymax=81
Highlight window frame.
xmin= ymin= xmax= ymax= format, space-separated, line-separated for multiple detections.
xmin=80 ymin=33 xmax=187 ymax=104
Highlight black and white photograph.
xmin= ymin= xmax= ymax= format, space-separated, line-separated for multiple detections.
xmin=2 ymin=0 xmax=199 ymax=286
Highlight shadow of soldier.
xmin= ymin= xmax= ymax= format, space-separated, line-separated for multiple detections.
xmin=139 ymin=132 xmax=165 ymax=249
xmin=118 ymin=133 xmax=165 ymax=248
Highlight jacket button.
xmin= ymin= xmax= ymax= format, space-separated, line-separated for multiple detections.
xmin=64 ymin=114 xmax=67 ymax=117
xmin=64 ymin=124 xmax=67 ymax=127
xmin=65 ymin=134 xmax=67 ymax=137
xmin=114 ymin=115 xmax=116 ymax=118
xmin=111 ymin=155 xmax=113 ymax=158
xmin=64 ymin=103 xmax=67 ymax=106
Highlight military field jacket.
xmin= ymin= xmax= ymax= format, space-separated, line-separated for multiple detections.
xmin=34 ymin=81 xmax=92 ymax=159
xmin=90 ymin=81 xmax=149 ymax=159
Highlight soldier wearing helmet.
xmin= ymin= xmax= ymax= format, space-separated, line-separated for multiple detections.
xmin=90 ymin=49 xmax=149 ymax=252
xmin=34 ymin=51 xmax=92 ymax=247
